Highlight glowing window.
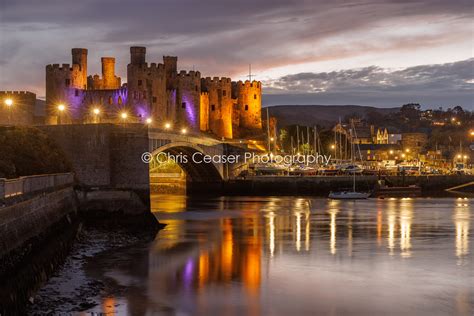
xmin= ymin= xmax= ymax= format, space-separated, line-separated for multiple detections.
xmin=108 ymin=96 xmax=113 ymax=104
xmin=118 ymin=96 xmax=122 ymax=104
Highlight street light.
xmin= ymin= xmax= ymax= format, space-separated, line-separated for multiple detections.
xmin=146 ymin=118 xmax=152 ymax=124
xmin=181 ymin=128 xmax=187 ymax=134
xmin=92 ymin=108 xmax=100 ymax=123
xmin=120 ymin=112 xmax=128 ymax=121
xmin=57 ymin=104 xmax=65 ymax=124
xmin=4 ymin=98 xmax=13 ymax=124
xmin=389 ymin=150 xmax=394 ymax=155
xmin=164 ymin=122 xmax=171 ymax=130
xmin=405 ymin=148 xmax=410 ymax=153
xmin=4 ymin=98 xmax=13 ymax=107
xmin=270 ymin=137 xmax=274 ymax=142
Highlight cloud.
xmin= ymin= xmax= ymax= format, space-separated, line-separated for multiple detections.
xmin=262 ymin=59 xmax=474 ymax=109
xmin=0 ymin=0 xmax=472 ymax=105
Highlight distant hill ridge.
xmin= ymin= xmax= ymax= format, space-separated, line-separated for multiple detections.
xmin=265 ymin=105 xmax=400 ymax=127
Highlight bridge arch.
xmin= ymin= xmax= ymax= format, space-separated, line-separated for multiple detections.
xmin=151 ymin=142 xmax=223 ymax=183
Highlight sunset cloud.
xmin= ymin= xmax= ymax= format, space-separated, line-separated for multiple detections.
xmin=0 ymin=0 xmax=472 ymax=107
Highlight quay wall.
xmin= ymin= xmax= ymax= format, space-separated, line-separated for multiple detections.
xmin=223 ymin=175 xmax=474 ymax=196
xmin=0 ymin=186 xmax=77 ymax=262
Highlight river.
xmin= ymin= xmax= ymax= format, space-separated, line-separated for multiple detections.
xmin=29 ymin=196 xmax=472 ymax=315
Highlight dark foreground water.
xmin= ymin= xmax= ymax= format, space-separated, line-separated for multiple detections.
xmin=31 ymin=196 xmax=472 ymax=315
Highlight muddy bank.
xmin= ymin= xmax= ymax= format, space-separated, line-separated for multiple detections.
xmin=22 ymin=224 xmax=159 ymax=314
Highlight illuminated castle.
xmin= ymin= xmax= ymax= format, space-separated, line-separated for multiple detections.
xmin=45 ymin=47 xmax=262 ymax=139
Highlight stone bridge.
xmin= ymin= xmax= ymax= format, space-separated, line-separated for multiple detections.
xmin=39 ymin=124 xmax=248 ymax=195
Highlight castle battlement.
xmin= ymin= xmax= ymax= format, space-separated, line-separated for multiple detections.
xmin=233 ymin=80 xmax=261 ymax=88
xmin=203 ymin=77 xmax=231 ymax=84
xmin=0 ymin=91 xmax=36 ymax=96
xmin=46 ymin=63 xmax=82 ymax=72
xmin=178 ymin=70 xmax=200 ymax=78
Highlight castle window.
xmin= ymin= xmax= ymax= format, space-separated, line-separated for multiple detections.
xmin=118 ymin=96 xmax=122 ymax=105
xmin=211 ymin=104 xmax=215 ymax=111
xmin=138 ymin=80 xmax=142 ymax=86
xmin=152 ymin=96 xmax=157 ymax=103
xmin=245 ymin=104 xmax=249 ymax=111
xmin=182 ymin=102 xmax=186 ymax=109
xmin=195 ymin=85 xmax=198 ymax=92
xmin=134 ymin=92 xmax=138 ymax=100
xmin=75 ymin=89 xmax=79 ymax=97
xmin=254 ymin=94 xmax=257 ymax=99
xmin=143 ymin=92 xmax=146 ymax=100
xmin=65 ymin=79 xmax=71 ymax=86
xmin=100 ymin=97 xmax=104 ymax=104
xmin=108 ymin=96 xmax=113 ymax=105
xmin=223 ymin=90 xmax=227 ymax=96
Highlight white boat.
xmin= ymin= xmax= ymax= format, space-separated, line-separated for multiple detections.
xmin=328 ymin=120 xmax=370 ymax=200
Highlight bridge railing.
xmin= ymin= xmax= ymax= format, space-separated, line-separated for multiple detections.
xmin=0 ymin=173 xmax=74 ymax=200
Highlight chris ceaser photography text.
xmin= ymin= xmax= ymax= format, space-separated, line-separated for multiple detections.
xmin=141 ymin=152 xmax=332 ymax=165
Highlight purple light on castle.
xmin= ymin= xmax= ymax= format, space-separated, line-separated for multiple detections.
xmin=182 ymin=94 xmax=196 ymax=128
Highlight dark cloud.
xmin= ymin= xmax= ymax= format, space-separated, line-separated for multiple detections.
xmin=0 ymin=0 xmax=472 ymax=106
xmin=263 ymin=59 xmax=474 ymax=109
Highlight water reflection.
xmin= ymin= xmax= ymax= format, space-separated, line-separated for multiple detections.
xmin=400 ymin=199 xmax=413 ymax=258
xmin=84 ymin=196 xmax=473 ymax=315
xmin=454 ymin=198 xmax=470 ymax=262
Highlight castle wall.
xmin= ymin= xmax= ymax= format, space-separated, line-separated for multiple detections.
xmin=232 ymin=80 xmax=262 ymax=134
xmin=202 ymin=77 xmax=233 ymax=139
xmin=45 ymin=64 xmax=86 ymax=124
xmin=82 ymin=88 xmax=128 ymax=123
xmin=71 ymin=48 xmax=88 ymax=89
xmin=176 ymin=71 xmax=201 ymax=132
xmin=87 ymin=57 xmax=121 ymax=90
xmin=200 ymin=92 xmax=210 ymax=132
xmin=0 ymin=91 xmax=36 ymax=126
xmin=127 ymin=47 xmax=167 ymax=124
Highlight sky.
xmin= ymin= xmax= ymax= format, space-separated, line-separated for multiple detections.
xmin=0 ymin=0 xmax=473 ymax=109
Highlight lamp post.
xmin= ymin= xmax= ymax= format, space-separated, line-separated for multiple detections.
xmin=57 ymin=104 xmax=65 ymax=125
xmin=93 ymin=108 xmax=100 ymax=123
xmin=4 ymin=98 xmax=13 ymax=124
xmin=164 ymin=122 xmax=171 ymax=130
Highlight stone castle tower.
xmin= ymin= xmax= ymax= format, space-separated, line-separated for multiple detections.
xmin=45 ymin=47 xmax=262 ymax=138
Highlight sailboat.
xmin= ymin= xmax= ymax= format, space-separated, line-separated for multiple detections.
xmin=329 ymin=121 xmax=370 ymax=200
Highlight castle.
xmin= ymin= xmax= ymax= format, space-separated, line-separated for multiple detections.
xmin=46 ymin=47 xmax=262 ymax=139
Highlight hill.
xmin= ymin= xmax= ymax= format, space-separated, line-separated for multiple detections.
xmin=265 ymin=105 xmax=400 ymax=127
